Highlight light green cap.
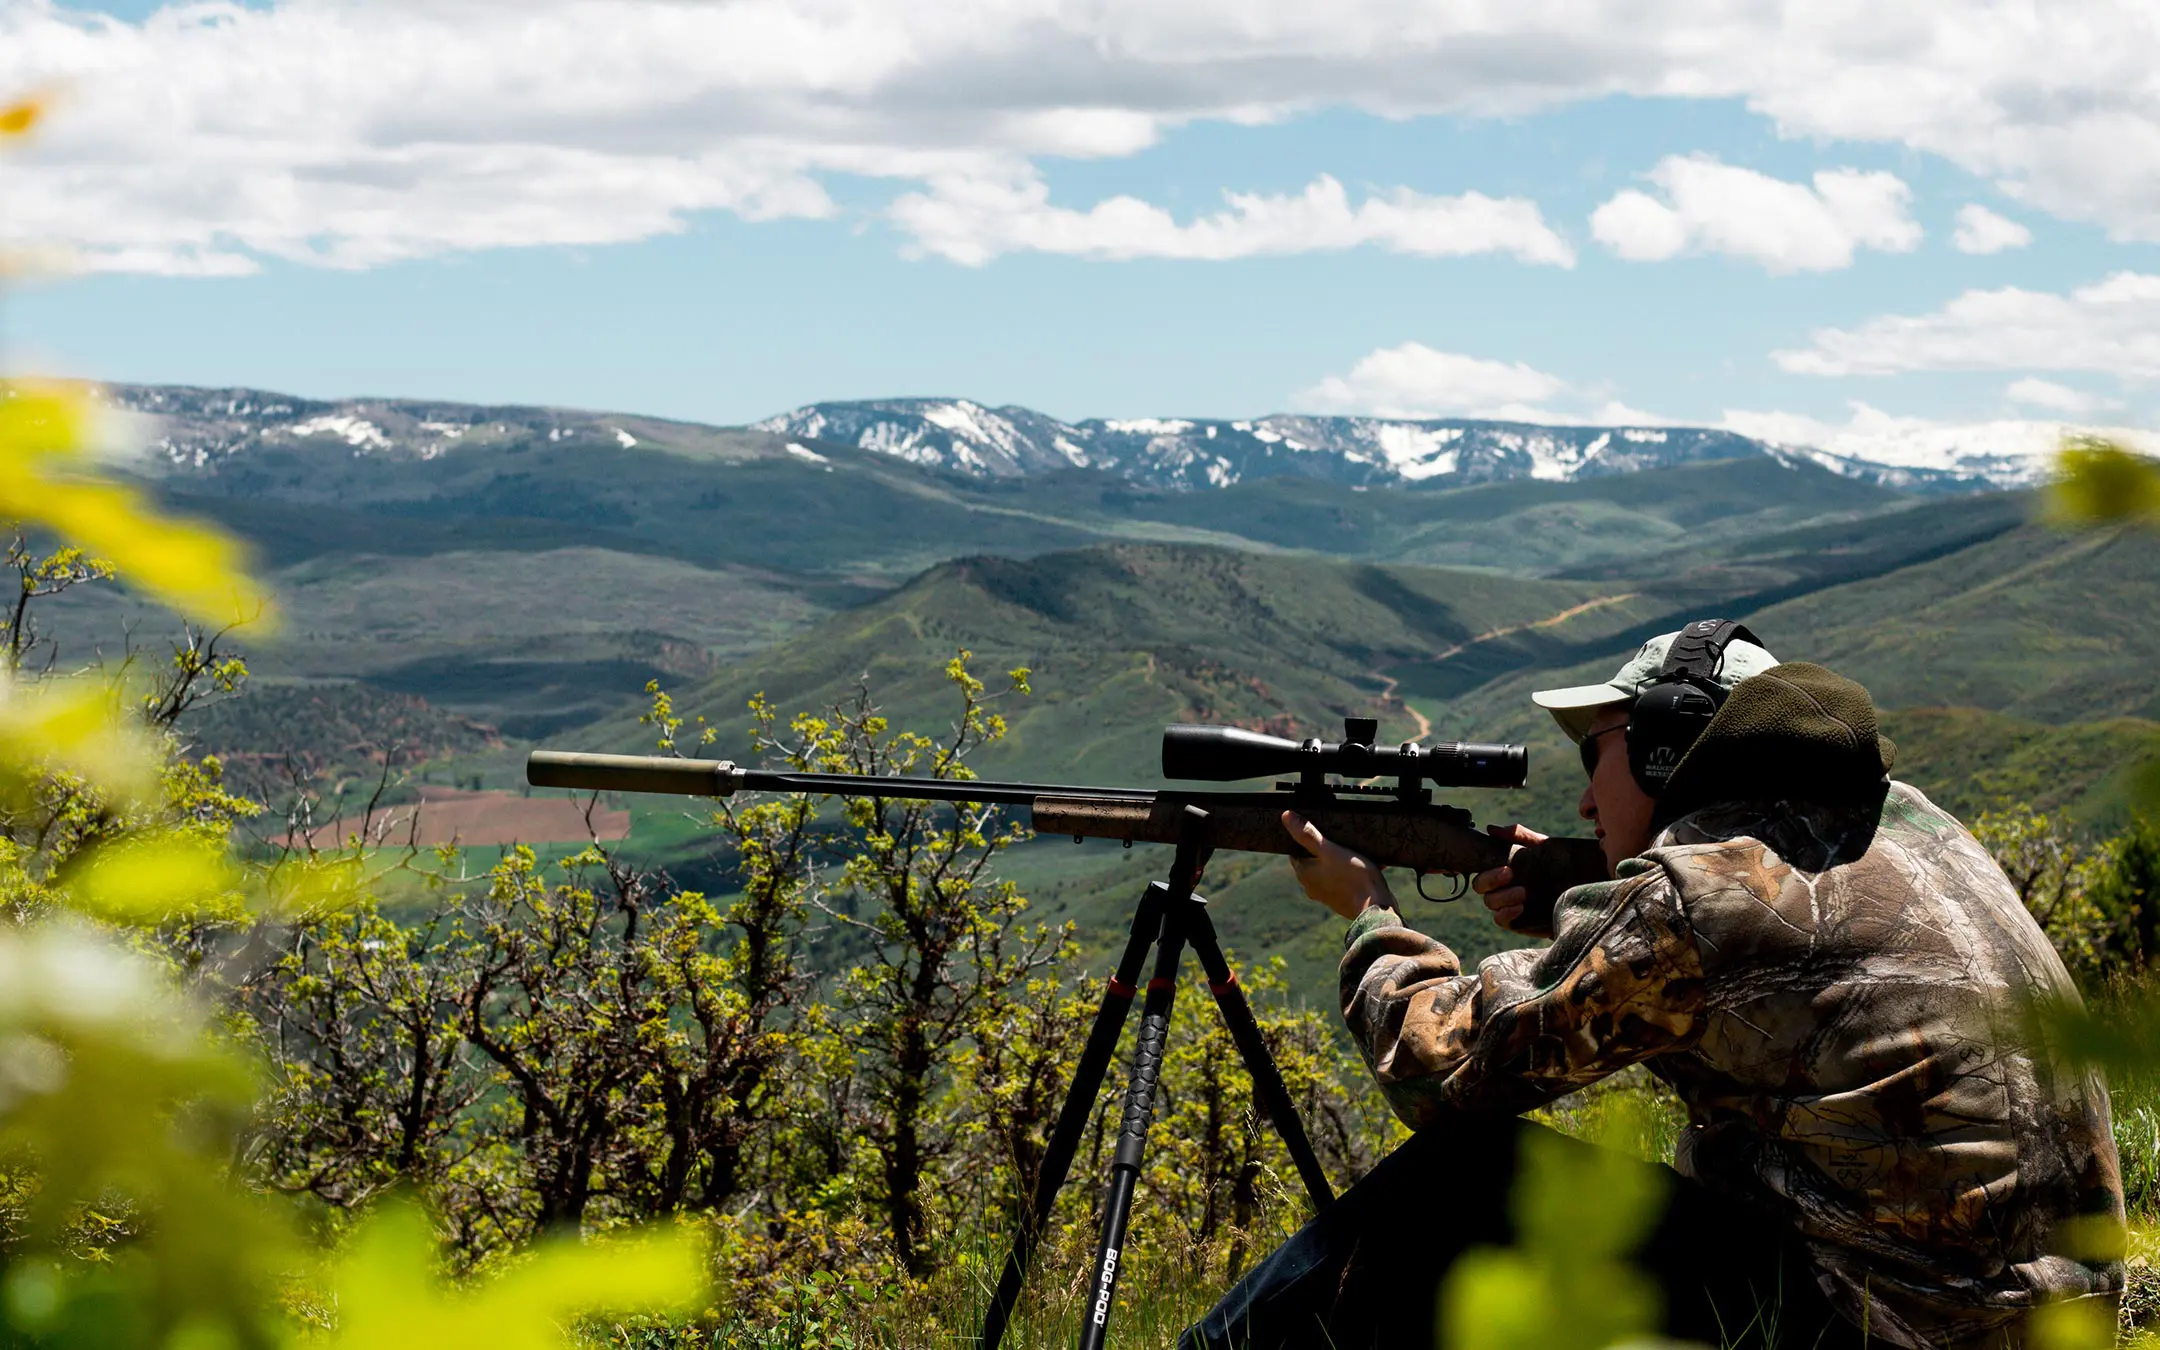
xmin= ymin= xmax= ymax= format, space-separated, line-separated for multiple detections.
xmin=1531 ymin=628 xmax=1781 ymax=743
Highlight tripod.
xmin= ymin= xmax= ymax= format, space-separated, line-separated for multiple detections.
xmin=979 ymin=806 xmax=1337 ymax=1348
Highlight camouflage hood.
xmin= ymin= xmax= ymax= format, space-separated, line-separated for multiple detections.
xmin=1655 ymin=660 xmax=1897 ymax=830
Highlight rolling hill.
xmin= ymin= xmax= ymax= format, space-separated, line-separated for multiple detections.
xmin=617 ymin=544 xmax=1673 ymax=784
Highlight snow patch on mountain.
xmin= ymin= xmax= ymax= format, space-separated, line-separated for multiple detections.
xmin=288 ymin=414 xmax=390 ymax=450
xmin=1370 ymin=424 xmax=1461 ymax=480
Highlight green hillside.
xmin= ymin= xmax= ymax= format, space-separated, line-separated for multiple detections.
xmin=397 ymin=487 xmax=2144 ymax=835
xmin=1874 ymin=708 xmax=2160 ymax=829
xmin=64 ymin=439 xmax=1922 ymax=742
xmin=613 ymin=544 xmax=1669 ymax=784
xmin=1390 ymin=507 xmax=2160 ymax=830
xmin=1742 ymin=521 xmax=2160 ymax=722
xmin=185 ymin=682 xmax=506 ymax=801
xmin=971 ymin=455 xmax=1908 ymax=574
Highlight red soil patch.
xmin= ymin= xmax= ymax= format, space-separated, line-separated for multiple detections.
xmin=294 ymin=787 xmax=630 ymax=848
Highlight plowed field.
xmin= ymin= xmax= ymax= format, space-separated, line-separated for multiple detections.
xmin=307 ymin=787 xmax=631 ymax=847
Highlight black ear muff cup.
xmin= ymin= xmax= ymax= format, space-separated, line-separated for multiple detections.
xmin=1623 ymin=619 xmax=1762 ymax=797
xmin=1626 ymin=677 xmax=1725 ymax=795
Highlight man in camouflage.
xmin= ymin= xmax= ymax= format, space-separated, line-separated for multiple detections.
xmin=1181 ymin=628 xmax=2124 ymax=1350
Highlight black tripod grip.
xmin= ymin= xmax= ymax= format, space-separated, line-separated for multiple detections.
xmin=1113 ymin=1003 xmax=1172 ymax=1165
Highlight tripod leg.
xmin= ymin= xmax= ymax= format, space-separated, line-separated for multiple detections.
xmin=977 ymin=881 xmax=1168 ymax=1350
xmin=1076 ymin=915 xmax=1188 ymax=1350
xmin=1186 ymin=909 xmax=1337 ymax=1211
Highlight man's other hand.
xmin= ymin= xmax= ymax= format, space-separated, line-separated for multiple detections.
xmin=1280 ymin=811 xmax=1397 ymax=920
xmin=1470 ymin=823 xmax=1550 ymax=936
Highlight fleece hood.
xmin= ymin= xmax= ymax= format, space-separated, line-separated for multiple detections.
xmin=1653 ymin=661 xmax=1896 ymax=830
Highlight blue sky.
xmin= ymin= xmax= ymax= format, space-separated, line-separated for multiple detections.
xmin=4 ymin=0 xmax=2157 ymax=445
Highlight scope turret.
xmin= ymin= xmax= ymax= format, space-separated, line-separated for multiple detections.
xmin=1160 ymin=723 xmax=1526 ymax=789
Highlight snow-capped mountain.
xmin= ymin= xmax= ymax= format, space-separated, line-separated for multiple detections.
xmin=754 ymin=399 xmax=1792 ymax=488
xmin=101 ymin=384 xmax=2137 ymax=494
xmin=102 ymin=384 xmax=765 ymax=472
xmin=752 ymin=398 xmax=2100 ymax=492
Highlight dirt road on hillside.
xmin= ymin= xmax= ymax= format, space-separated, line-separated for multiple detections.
xmin=1375 ymin=591 xmax=1640 ymax=741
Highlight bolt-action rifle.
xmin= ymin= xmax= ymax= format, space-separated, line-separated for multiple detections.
xmin=525 ymin=716 xmax=1606 ymax=906
xmin=525 ymin=716 xmax=1606 ymax=1348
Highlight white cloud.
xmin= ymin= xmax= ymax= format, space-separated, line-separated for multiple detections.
xmin=1586 ymin=401 xmax=1674 ymax=426
xmin=1952 ymin=204 xmax=2032 ymax=254
xmin=7 ymin=0 xmax=2160 ymax=271
xmin=1776 ymin=272 xmax=2160 ymax=378
xmin=1295 ymin=342 xmax=1678 ymax=425
xmin=887 ymin=173 xmax=1573 ymax=267
xmin=1590 ymin=155 xmax=1920 ymax=272
xmin=2005 ymin=377 xmax=2115 ymax=415
xmin=1301 ymin=344 xmax=1572 ymax=419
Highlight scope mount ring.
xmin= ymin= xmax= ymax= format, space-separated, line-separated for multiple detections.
xmin=1414 ymin=870 xmax=1471 ymax=903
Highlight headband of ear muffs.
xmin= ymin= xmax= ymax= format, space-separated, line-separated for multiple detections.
xmin=1625 ymin=618 xmax=1761 ymax=795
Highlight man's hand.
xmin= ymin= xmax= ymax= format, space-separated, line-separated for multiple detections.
xmin=1280 ymin=811 xmax=1397 ymax=920
xmin=1470 ymin=822 xmax=1551 ymax=936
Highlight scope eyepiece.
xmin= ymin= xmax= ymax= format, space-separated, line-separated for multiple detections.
xmin=1160 ymin=723 xmax=1525 ymax=789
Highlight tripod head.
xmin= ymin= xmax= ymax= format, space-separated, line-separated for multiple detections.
xmin=1160 ymin=719 xmax=1526 ymax=794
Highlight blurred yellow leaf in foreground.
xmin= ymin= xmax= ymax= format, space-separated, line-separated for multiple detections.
xmin=0 ymin=678 xmax=156 ymax=804
xmin=0 ymin=98 xmax=40 ymax=138
xmin=2048 ymin=437 xmax=2160 ymax=526
xmin=1440 ymin=1100 xmax=1668 ymax=1350
xmin=0 ymin=382 xmax=278 ymax=631
xmin=326 ymin=1203 xmax=705 ymax=1350
xmin=64 ymin=834 xmax=240 ymax=924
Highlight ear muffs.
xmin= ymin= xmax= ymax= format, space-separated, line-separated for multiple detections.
xmin=1624 ymin=619 xmax=1761 ymax=796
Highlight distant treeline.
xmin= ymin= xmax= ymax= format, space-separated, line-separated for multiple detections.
xmin=183 ymin=681 xmax=503 ymax=800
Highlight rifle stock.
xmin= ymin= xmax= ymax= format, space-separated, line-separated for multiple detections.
xmin=1032 ymin=793 xmax=1603 ymax=913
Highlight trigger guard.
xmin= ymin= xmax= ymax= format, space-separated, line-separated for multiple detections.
xmin=1414 ymin=871 xmax=1469 ymax=903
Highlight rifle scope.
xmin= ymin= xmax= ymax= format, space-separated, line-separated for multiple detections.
xmin=1161 ymin=722 xmax=1526 ymax=789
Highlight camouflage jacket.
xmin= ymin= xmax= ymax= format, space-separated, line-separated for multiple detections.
xmin=1341 ymin=783 xmax=2125 ymax=1349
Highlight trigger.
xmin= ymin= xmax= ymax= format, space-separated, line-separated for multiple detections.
xmin=1415 ymin=872 xmax=1469 ymax=903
